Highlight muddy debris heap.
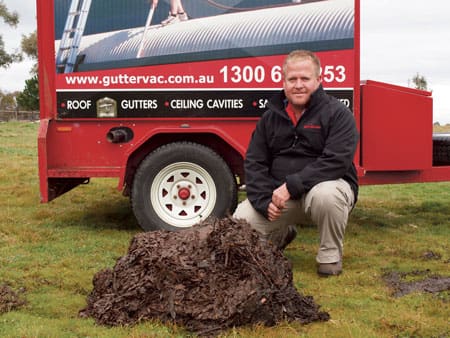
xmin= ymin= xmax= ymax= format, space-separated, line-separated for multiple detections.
xmin=0 ymin=284 xmax=27 ymax=314
xmin=79 ymin=217 xmax=329 ymax=335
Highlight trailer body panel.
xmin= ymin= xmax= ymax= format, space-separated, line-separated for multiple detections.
xmin=361 ymin=80 xmax=433 ymax=171
xmin=36 ymin=0 xmax=450 ymax=228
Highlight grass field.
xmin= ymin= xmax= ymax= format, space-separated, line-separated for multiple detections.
xmin=0 ymin=121 xmax=449 ymax=337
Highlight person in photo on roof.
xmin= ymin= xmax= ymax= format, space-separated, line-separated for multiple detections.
xmin=233 ymin=50 xmax=359 ymax=277
xmin=161 ymin=0 xmax=188 ymax=25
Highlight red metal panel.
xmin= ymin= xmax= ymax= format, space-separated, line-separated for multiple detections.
xmin=38 ymin=119 xmax=50 ymax=202
xmin=359 ymin=166 xmax=450 ymax=185
xmin=36 ymin=0 xmax=56 ymax=119
xmin=360 ymin=80 xmax=433 ymax=171
xmin=43 ymin=118 xmax=254 ymax=172
xmin=353 ymin=0 xmax=361 ymax=166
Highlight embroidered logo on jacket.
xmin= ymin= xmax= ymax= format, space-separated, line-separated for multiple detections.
xmin=304 ymin=124 xmax=321 ymax=129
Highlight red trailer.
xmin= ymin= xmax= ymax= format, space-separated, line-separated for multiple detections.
xmin=36 ymin=0 xmax=450 ymax=231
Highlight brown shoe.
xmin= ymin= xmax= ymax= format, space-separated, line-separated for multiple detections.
xmin=317 ymin=260 xmax=342 ymax=277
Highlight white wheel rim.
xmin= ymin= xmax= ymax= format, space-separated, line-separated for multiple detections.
xmin=150 ymin=162 xmax=217 ymax=228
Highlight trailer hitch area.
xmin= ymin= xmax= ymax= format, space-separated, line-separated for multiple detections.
xmin=106 ymin=127 xmax=134 ymax=144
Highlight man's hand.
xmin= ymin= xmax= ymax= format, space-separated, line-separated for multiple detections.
xmin=267 ymin=202 xmax=282 ymax=221
xmin=272 ymin=183 xmax=290 ymax=209
xmin=267 ymin=183 xmax=291 ymax=221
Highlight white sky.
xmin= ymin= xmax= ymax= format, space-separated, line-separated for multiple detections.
xmin=1 ymin=0 xmax=449 ymax=123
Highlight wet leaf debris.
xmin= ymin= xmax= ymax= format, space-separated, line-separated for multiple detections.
xmin=383 ymin=269 xmax=450 ymax=298
xmin=0 ymin=284 xmax=27 ymax=314
xmin=79 ymin=217 xmax=329 ymax=335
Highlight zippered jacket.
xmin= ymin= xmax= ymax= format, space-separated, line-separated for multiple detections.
xmin=245 ymin=84 xmax=359 ymax=218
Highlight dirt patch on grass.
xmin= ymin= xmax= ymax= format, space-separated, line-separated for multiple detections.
xmin=421 ymin=251 xmax=442 ymax=260
xmin=79 ymin=217 xmax=329 ymax=336
xmin=383 ymin=269 xmax=450 ymax=298
xmin=0 ymin=284 xmax=27 ymax=314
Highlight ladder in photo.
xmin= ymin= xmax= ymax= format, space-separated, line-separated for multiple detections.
xmin=56 ymin=0 xmax=92 ymax=73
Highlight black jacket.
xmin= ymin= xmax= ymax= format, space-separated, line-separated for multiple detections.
xmin=245 ymin=85 xmax=359 ymax=218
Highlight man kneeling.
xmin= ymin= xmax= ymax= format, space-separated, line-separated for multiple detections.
xmin=233 ymin=50 xmax=359 ymax=277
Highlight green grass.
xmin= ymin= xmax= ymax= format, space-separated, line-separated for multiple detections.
xmin=0 ymin=121 xmax=449 ymax=337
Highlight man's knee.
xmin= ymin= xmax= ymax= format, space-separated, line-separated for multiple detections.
xmin=233 ymin=199 xmax=271 ymax=236
xmin=233 ymin=199 xmax=258 ymax=222
xmin=306 ymin=180 xmax=353 ymax=220
xmin=233 ymin=199 xmax=293 ymax=248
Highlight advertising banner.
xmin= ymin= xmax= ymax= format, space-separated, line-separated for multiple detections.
xmin=54 ymin=0 xmax=355 ymax=118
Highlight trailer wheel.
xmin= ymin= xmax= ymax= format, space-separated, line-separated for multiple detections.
xmin=433 ymin=134 xmax=450 ymax=165
xmin=131 ymin=142 xmax=237 ymax=231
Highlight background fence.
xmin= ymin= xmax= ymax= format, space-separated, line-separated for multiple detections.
xmin=0 ymin=111 xmax=40 ymax=122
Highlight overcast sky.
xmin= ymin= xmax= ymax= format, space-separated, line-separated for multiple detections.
xmin=1 ymin=0 xmax=449 ymax=123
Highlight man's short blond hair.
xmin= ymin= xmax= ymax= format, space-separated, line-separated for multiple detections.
xmin=282 ymin=50 xmax=321 ymax=78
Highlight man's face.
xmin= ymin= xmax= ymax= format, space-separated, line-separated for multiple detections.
xmin=283 ymin=58 xmax=321 ymax=110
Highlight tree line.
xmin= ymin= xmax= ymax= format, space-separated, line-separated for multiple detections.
xmin=0 ymin=1 xmax=38 ymax=111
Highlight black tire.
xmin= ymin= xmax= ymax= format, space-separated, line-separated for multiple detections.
xmin=131 ymin=142 xmax=237 ymax=231
xmin=433 ymin=134 xmax=450 ymax=165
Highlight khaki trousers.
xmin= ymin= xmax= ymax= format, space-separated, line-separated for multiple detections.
xmin=233 ymin=179 xmax=355 ymax=263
